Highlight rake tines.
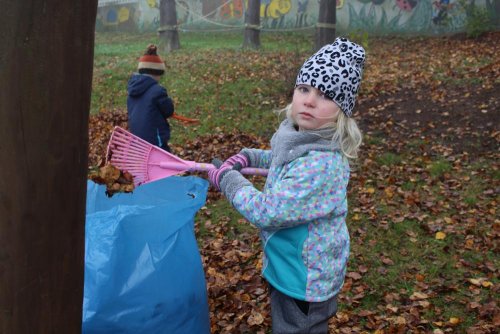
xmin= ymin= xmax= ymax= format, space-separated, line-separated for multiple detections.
xmin=107 ymin=127 xmax=154 ymax=185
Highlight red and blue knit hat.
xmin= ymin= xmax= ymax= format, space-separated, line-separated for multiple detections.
xmin=138 ymin=44 xmax=166 ymax=76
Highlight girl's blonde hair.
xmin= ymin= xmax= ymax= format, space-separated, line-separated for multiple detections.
xmin=278 ymin=104 xmax=362 ymax=159
xmin=331 ymin=112 xmax=362 ymax=159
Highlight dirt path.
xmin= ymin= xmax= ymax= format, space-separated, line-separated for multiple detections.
xmin=357 ymin=82 xmax=499 ymax=158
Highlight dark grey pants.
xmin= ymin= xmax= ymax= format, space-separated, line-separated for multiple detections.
xmin=269 ymin=285 xmax=338 ymax=334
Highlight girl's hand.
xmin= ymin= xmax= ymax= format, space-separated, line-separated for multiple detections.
xmin=222 ymin=153 xmax=249 ymax=169
xmin=208 ymin=159 xmax=251 ymax=201
xmin=208 ymin=159 xmax=240 ymax=190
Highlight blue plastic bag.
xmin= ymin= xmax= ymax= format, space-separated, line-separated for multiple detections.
xmin=83 ymin=176 xmax=210 ymax=334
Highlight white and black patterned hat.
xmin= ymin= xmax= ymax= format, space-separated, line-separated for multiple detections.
xmin=296 ymin=37 xmax=365 ymax=117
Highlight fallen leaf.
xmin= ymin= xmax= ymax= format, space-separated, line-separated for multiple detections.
xmin=247 ymin=310 xmax=264 ymax=326
xmin=481 ymin=281 xmax=493 ymax=288
xmin=410 ymin=292 xmax=429 ymax=300
xmin=435 ymin=231 xmax=446 ymax=240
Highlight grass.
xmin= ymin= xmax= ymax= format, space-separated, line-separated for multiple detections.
xmin=363 ymin=134 xmax=385 ymax=146
xmin=196 ymin=200 xmax=257 ymax=240
xmin=462 ymin=176 xmax=484 ymax=206
xmin=428 ymin=159 xmax=452 ymax=178
xmin=342 ymin=141 xmax=498 ymax=331
xmin=376 ymin=152 xmax=402 ymax=166
xmin=348 ymin=216 xmax=497 ymax=323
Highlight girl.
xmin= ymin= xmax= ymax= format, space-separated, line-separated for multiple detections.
xmin=208 ymin=37 xmax=365 ymax=334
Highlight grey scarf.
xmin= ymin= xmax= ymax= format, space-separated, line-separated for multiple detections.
xmin=270 ymin=119 xmax=338 ymax=166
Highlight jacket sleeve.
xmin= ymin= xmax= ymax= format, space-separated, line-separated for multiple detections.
xmin=229 ymin=152 xmax=349 ymax=230
xmin=241 ymin=148 xmax=272 ymax=169
xmin=155 ymin=86 xmax=174 ymax=119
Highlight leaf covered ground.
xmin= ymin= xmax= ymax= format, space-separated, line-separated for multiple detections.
xmin=88 ymin=32 xmax=499 ymax=333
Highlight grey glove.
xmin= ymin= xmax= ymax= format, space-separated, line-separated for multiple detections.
xmin=219 ymin=167 xmax=253 ymax=202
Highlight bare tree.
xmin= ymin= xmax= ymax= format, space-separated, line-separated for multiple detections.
xmin=243 ymin=0 xmax=261 ymax=49
xmin=495 ymin=0 xmax=500 ymax=26
xmin=159 ymin=0 xmax=181 ymax=53
xmin=315 ymin=0 xmax=337 ymax=50
xmin=0 ymin=1 xmax=97 ymax=332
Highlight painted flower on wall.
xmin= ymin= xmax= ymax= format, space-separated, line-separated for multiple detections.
xmin=146 ymin=0 xmax=158 ymax=9
xmin=395 ymin=0 xmax=419 ymax=12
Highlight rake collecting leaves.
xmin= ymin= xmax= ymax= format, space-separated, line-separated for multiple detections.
xmin=106 ymin=126 xmax=268 ymax=186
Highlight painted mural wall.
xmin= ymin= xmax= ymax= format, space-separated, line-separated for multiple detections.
xmin=96 ymin=0 xmax=495 ymax=34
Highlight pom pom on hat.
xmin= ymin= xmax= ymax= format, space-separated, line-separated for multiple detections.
xmin=296 ymin=37 xmax=365 ymax=117
xmin=138 ymin=44 xmax=166 ymax=76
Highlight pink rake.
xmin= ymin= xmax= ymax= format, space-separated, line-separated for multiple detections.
xmin=106 ymin=126 xmax=268 ymax=186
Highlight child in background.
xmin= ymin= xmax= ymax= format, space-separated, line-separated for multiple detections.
xmin=127 ymin=44 xmax=174 ymax=152
xmin=208 ymin=37 xmax=365 ymax=333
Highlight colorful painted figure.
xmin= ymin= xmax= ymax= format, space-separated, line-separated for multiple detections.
xmin=295 ymin=0 xmax=309 ymax=27
xmin=433 ymin=0 xmax=453 ymax=25
xmin=395 ymin=0 xmax=419 ymax=12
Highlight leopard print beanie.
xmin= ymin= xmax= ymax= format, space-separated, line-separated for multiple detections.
xmin=296 ymin=37 xmax=365 ymax=117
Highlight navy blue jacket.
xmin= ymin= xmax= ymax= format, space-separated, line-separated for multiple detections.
xmin=127 ymin=74 xmax=174 ymax=150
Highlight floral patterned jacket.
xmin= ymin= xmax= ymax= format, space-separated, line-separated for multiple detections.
xmin=219 ymin=119 xmax=351 ymax=302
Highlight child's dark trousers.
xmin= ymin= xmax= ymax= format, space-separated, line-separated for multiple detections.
xmin=269 ymin=285 xmax=338 ymax=334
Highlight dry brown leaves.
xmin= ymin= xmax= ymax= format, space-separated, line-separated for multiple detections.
xmin=88 ymin=163 xmax=134 ymax=196
xmin=88 ymin=109 xmax=128 ymax=167
xmin=197 ymin=214 xmax=271 ymax=333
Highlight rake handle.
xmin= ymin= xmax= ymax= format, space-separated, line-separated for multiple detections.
xmin=158 ymin=161 xmax=268 ymax=176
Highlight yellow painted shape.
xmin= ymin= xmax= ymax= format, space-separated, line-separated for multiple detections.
xmin=118 ymin=7 xmax=130 ymax=22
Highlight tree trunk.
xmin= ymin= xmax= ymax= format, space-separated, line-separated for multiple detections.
xmin=494 ymin=0 xmax=500 ymax=26
xmin=159 ymin=0 xmax=180 ymax=53
xmin=243 ymin=0 xmax=261 ymax=49
xmin=315 ymin=0 xmax=337 ymax=50
xmin=0 ymin=1 xmax=97 ymax=333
